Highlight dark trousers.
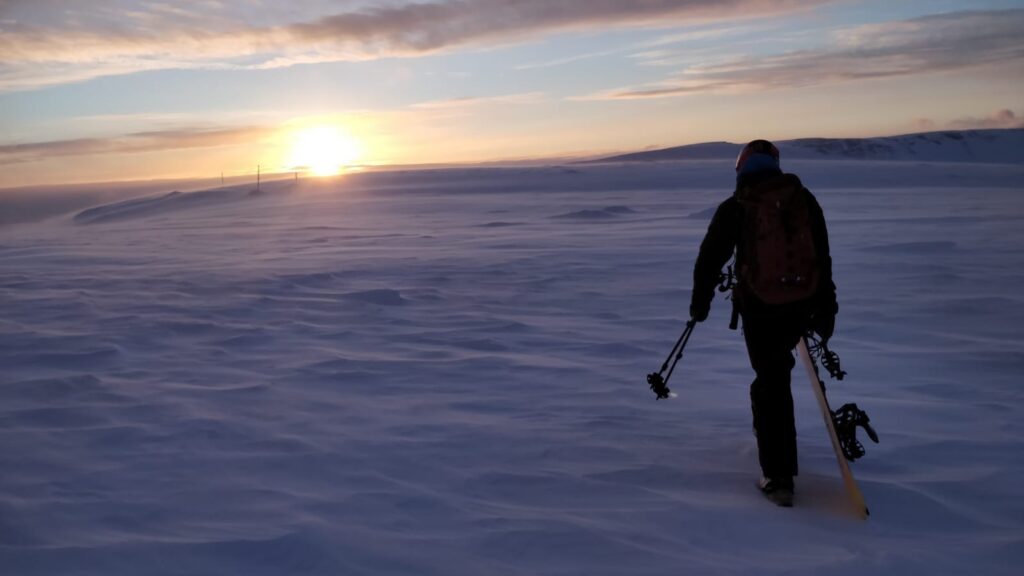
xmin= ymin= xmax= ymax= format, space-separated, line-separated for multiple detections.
xmin=741 ymin=301 xmax=811 ymax=479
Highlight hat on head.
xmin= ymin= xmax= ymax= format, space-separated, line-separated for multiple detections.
xmin=736 ymin=139 xmax=780 ymax=174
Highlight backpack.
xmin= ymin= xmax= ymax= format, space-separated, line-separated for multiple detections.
xmin=735 ymin=173 xmax=820 ymax=305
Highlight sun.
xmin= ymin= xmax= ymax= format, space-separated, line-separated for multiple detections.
xmin=287 ymin=125 xmax=362 ymax=176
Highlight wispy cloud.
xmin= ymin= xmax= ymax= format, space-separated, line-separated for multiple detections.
xmin=580 ymin=9 xmax=1024 ymax=100
xmin=0 ymin=126 xmax=271 ymax=165
xmin=638 ymin=21 xmax=768 ymax=48
xmin=514 ymin=49 xmax=621 ymax=71
xmin=948 ymin=109 xmax=1024 ymax=130
xmin=912 ymin=109 xmax=1024 ymax=132
xmin=513 ymin=19 xmax=767 ymax=70
xmin=0 ymin=0 xmax=828 ymax=91
xmin=410 ymin=92 xmax=546 ymax=110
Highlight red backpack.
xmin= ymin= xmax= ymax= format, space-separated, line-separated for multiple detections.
xmin=735 ymin=173 xmax=820 ymax=305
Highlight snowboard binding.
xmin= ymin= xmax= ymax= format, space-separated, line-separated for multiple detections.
xmin=803 ymin=335 xmax=880 ymax=462
xmin=805 ymin=334 xmax=847 ymax=380
xmin=832 ymin=403 xmax=880 ymax=462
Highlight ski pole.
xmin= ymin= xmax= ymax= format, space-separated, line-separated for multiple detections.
xmin=647 ymin=319 xmax=696 ymax=400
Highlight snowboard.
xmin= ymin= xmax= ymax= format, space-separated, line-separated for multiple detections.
xmin=796 ymin=337 xmax=870 ymax=519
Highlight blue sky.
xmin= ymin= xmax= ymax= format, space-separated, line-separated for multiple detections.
xmin=1 ymin=0 xmax=1022 ymax=186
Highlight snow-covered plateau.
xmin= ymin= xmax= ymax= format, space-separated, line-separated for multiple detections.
xmin=1 ymin=135 xmax=1023 ymax=574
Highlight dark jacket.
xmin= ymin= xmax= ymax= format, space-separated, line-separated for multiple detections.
xmin=691 ymin=169 xmax=837 ymax=318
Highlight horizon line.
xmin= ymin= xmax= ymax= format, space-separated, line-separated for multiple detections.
xmin=2 ymin=126 xmax=1021 ymax=193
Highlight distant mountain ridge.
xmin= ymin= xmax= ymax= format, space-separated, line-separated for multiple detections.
xmin=585 ymin=129 xmax=1024 ymax=164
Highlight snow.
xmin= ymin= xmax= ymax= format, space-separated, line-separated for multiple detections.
xmin=591 ymin=128 xmax=1024 ymax=164
xmin=1 ymin=150 xmax=1023 ymax=574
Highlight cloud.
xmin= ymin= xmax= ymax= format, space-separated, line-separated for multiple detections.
xmin=911 ymin=118 xmax=937 ymax=132
xmin=947 ymin=109 xmax=1024 ymax=130
xmin=282 ymin=0 xmax=827 ymax=54
xmin=514 ymin=49 xmax=620 ymax=70
xmin=0 ymin=0 xmax=828 ymax=91
xmin=410 ymin=92 xmax=546 ymax=110
xmin=911 ymin=110 xmax=1024 ymax=133
xmin=639 ymin=23 xmax=766 ymax=48
xmin=0 ymin=126 xmax=271 ymax=165
xmin=581 ymin=9 xmax=1024 ymax=100
xmin=511 ymin=20 xmax=765 ymax=70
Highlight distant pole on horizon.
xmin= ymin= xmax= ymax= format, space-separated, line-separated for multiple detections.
xmin=257 ymin=164 xmax=261 ymax=192
xmin=221 ymin=172 xmax=224 ymax=186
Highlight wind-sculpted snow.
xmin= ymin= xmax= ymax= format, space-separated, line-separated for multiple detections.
xmin=551 ymin=206 xmax=636 ymax=220
xmin=73 ymin=186 xmax=265 ymax=224
xmin=1 ymin=160 xmax=1024 ymax=575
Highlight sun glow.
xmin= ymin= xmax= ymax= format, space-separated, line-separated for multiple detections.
xmin=287 ymin=125 xmax=362 ymax=176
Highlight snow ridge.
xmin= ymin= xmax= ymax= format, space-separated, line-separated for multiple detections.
xmin=588 ymin=129 xmax=1024 ymax=164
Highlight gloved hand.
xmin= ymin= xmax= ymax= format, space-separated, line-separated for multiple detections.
xmin=811 ymin=311 xmax=835 ymax=342
xmin=690 ymin=301 xmax=710 ymax=323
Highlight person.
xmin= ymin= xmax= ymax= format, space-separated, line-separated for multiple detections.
xmin=689 ymin=139 xmax=838 ymax=507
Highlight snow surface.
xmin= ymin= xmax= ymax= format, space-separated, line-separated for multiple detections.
xmin=2 ymin=157 xmax=1023 ymax=575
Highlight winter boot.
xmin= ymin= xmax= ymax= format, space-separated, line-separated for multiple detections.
xmin=759 ymin=476 xmax=794 ymax=507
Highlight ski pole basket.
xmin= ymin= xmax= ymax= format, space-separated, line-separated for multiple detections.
xmin=647 ymin=320 xmax=696 ymax=400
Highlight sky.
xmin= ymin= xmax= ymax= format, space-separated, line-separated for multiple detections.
xmin=0 ymin=0 xmax=1022 ymax=187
